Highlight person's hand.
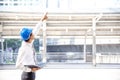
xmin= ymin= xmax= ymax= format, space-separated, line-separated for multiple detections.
xmin=41 ymin=12 xmax=48 ymax=21
xmin=31 ymin=67 xmax=40 ymax=72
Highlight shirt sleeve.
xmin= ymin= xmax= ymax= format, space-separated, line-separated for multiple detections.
xmin=16 ymin=63 xmax=31 ymax=72
xmin=15 ymin=48 xmax=31 ymax=72
xmin=32 ymin=21 xmax=43 ymax=37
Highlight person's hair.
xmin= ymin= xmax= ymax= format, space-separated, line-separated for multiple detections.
xmin=25 ymin=38 xmax=30 ymax=42
xmin=25 ymin=33 xmax=32 ymax=42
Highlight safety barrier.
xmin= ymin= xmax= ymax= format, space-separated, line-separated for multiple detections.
xmin=96 ymin=53 xmax=120 ymax=63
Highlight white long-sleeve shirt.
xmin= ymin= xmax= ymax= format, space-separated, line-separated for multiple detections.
xmin=16 ymin=21 xmax=42 ymax=72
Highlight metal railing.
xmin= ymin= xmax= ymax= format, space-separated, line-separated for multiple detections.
xmin=1 ymin=52 xmax=120 ymax=64
xmin=96 ymin=53 xmax=120 ymax=63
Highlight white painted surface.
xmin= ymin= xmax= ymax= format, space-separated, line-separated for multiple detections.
xmin=0 ymin=69 xmax=120 ymax=80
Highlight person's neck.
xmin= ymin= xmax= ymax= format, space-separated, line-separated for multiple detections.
xmin=27 ymin=41 xmax=32 ymax=43
xmin=26 ymin=39 xmax=32 ymax=43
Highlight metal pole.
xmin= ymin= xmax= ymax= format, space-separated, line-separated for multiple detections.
xmin=0 ymin=22 xmax=3 ymax=64
xmin=92 ymin=18 xmax=96 ymax=66
xmin=84 ymin=31 xmax=87 ymax=62
xmin=1 ymin=38 xmax=4 ymax=64
xmin=0 ymin=37 xmax=3 ymax=64
xmin=42 ymin=21 xmax=47 ymax=63
xmin=39 ymin=35 xmax=42 ymax=61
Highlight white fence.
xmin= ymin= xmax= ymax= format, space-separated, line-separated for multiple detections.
xmin=96 ymin=53 xmax=120 ymax=63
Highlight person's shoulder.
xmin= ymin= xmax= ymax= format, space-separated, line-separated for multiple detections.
xmin=18 ymin=46 xmax=25 ymax=53
xmin=18 ymin=43 xmax=26 ymax=52
xmin=21 ymin=41 xmax=30 ymax=48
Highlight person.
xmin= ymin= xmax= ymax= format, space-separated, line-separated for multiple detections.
xmin=16 ymin=12 xmax=48 ymax=80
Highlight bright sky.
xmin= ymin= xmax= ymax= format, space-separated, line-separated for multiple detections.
xmin=0 ymin=0 xmax=119 ymax=12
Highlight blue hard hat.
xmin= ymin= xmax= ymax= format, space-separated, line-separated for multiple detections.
xmin=20 ymin=28 xmax=32 ymax=41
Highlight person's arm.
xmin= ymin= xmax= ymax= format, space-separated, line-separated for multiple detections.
xmin=16 ymin=63 xmax=31 ymax=72
xmin=16 ymin=48 xmax=31 ymax=72
xmin=32 ymin=12 xmax=48 ymax=37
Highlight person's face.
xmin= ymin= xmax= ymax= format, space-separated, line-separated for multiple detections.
xmin=29 ymin=33 xmax=35 ymax=43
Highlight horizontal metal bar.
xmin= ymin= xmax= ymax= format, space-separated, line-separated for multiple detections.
xmin=2 ymin=35 xmax=120 ymax=38
xmin=0 ymin=12 xmax=120 ymax=17
xmin=3 ymin=25 xmax=120 ymax=29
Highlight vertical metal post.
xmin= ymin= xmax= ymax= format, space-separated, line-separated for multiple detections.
xmin=0 ymin=36 xmax=3 ymax=64
xmin=42 ymin=21 xmax=47 ymax=63
xmin=68 ymin=0 xmax=71 ymax=9
xmin=92 ymin=18 xmax=96 ymax=66
xmin=84 ymin=31 xmax=87 ymax=62
xmin=1 ymin=38 xmax=4 ymax=64
xmin=43 ymin=0 xmax=47 ymax=8
xmin=39 ymin=35 xmax=42 ymax=61
xmin=0 ymin=22 xmax=3 ymax=64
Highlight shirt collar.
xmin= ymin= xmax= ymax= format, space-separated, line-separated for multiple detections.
xmin=22 ymin=41 xmax=33 ymax=47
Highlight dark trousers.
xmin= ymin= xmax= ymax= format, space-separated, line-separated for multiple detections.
xmin=21 ymin=72 xmax=35 ymax=80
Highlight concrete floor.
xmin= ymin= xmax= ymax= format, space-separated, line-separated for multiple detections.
xmin=1 ymin=63 xmax=120 ymax=80
xmin=0 ymin=69 xmax=120 ymax=80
